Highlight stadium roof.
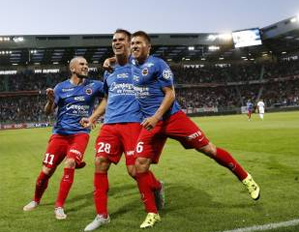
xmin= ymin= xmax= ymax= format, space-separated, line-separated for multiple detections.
xmin=1 ymin=16 xmax=299 ymax=67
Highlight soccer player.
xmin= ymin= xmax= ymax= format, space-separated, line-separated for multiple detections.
xmin=130 ymin=31 xmax=260 ymax=228
xmin=246 ymin=99 xmax=254 ymax=121
xmin=257 ymin=99 xmax=265 ymax=120
xmin=23 ymin=57 xmax=104 ymax=220
xmin=81 ymin=29 xmax=164 ymax=231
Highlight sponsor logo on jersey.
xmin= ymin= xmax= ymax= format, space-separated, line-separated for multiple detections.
xmin=69 ymin=149 xmax=82 ymax=158
xmin=74 ymin=96 xmax=85 ymax=101
xmin=142 ymin=68 xmax=148 ymax=76
xmin=110 ymin=82 xmax=135 ymax=95
xmin=134 ymin=86 xmax=150 ymax=98
xmin=186 ymin=131 xmax=202 ymax=140
xmin=117 ymin=73 xmax=129 ymax=78
xmin=66 ymin=104 xmax=89 ymax=111
xmin=131 ymin=59 xmax=136 ymax=65
xmin=62 ymin=88 xmax=74 ymax=92
xmin=85 ymin=88 xmax=93 ymax=95
xmin=146 ymin=62 xmax=154 ymax=67
xmin=126 ymin=150 xmax=134 ymax=156
xmin=133 ymin=75 xmax=139 ymax=82
xmin=86 ymin=82 xmax=95 ymax=87
xmin=162 ymin=69 xmax=173 ymax=79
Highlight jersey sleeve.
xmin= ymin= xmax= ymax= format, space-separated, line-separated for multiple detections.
xmin=93 ymin=80 xmax=105 ymax=97
xmin=53 ymin=84 xmax=61 ymax=105
xmin=103 ymin=71 xmax=109 ymax=95
xmin=156 ymin=58 xmax=174 ymax=88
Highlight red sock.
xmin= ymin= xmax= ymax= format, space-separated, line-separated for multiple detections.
xmin=94 ymin=172 xmax=109 ymax=218
xmin=34 ymin=171 xmax=50 ymax=203
xmin=136 ymin=171 xmax=158 ymax=213
xmin=55 ymin=168 xmax=75 ymax=208
xmin=214 ymin=148 xmax=248 ymax=181
xmin=148 ymin=171 xmax=162 ymax=190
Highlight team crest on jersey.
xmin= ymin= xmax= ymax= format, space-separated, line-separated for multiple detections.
xmin=162 ymin=69 xmax=173 ymax=79
xmin=142 ymin=68 xmax=148 ymax=76
xmin=85 ymin=88 xmax=93 ymax=95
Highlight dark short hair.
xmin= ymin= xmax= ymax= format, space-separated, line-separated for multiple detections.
xmin=132 ymin=31 xmax=151 ymax=44
xmin=114 ymin=28 xmax=131 ymax=42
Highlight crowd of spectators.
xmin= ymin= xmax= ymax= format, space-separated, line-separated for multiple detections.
xmin=263 ymin=59 xmax=299 ymax=79
xmin=0 ymin=69 xmax=103 ymax=92
xmin=261 ymin=80 xmax=299 ymax=107
xmin=172 ymin=62 xmax=262 ymax=84
xmin=1 ymin=59 xmax=299 ymax=123
xmin=176 ymin=86 xmax=239 ymax=109
xmin=0 ymin=95 xmax=48 ymax=123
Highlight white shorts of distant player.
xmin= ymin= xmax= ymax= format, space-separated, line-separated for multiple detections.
xmin=258 ymin=107 xmax=264 ymax=120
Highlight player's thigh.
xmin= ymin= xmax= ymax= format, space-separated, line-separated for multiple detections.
xmin=166 ymin=111 xmax=209 ymax=149
xmin=95 ymin=125 xmax=123 ymax=164
xmin=67 ymin=133 xmax=90 ymax=164
xmin=120 ymin=123 xmax=142 ymax=166
xmin=43 ymin=134 xmax=68 ymax=168
xmin=135 ymin=126 xmax=167 ymax=164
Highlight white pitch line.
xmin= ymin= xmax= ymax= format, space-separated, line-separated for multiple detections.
xmin=215 ymin=219 xmax=299 ymax=232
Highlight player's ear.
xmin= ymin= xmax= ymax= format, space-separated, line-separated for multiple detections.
xmin=70 ymin=66 xmax=75 ymax=73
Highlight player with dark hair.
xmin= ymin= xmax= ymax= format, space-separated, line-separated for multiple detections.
xmin=23 ymin=57 xmax=104 ymax=220
xmin=81 ymin=29 xmax=164 ymax=231
xmin=130 ymin=31 xmax=260 ymax=228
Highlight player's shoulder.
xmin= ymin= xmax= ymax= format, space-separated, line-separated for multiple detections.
xmin=57 ymin=79 xmax=70 ymax=86
xmin=54 ymin=79 xmax=70 ymax=91
xmin=106 ymin=63 xmax=132 ymax=78
xmin=148 ymin=55 xmax=165 ymax=64
xmin=151 ymin=56 xmax=171 ymax=70
xmin=88 ymin=78 xmax=102 ymax=84
xmin=103 ymin=70 xmax=114 ymax=82
xmin=85 ymin=79 xmax=103 ymax=88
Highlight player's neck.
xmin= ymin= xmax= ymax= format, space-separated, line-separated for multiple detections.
xmin=116 ymin=54 xmax=129 ymax=66
xmin=70 ymin=76 xmax=85 ymax=86
xmin=136 ymin=54 xmax=149 ymax=65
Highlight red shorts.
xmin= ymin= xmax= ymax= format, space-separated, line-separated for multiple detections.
xmin=43 ymin=133 xmax=89 ymax=168
xmin=95 ymin=123 xmax=141 ymax=165
xmin=135 ymin=111 xmax=209 ymax=164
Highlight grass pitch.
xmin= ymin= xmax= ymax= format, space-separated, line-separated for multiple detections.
xmin=0 ymin=111 xmax=299 ymax=232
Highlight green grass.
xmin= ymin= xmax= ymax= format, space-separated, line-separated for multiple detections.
xmin=0 ymin=111 xmax=299 ymax=232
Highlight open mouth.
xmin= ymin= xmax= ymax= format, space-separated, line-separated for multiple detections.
xmin=132 ymin=49 xmax=139 ymax=56
xmin=114 ymin=46 xmax=123 ymax=52
xmin=81 ymin=69 xmax=88 ymax=75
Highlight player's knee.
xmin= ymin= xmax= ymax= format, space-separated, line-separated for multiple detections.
xmin=64 ymin=158 xmax=76 ymax=169
xmin=127 ymin=165 xmax=136 ymax=178
xmin=42 ymin=166 xmax=54 ymax=176
xmin=135 ymin=157 xmax=150 ymax=173
xmin=197 ymin=142 xmax=217 ymax=157
xmin=95 ymin=156 xmax=110 ymax=172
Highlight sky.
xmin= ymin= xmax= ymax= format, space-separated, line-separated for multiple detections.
xmin=0 ymin=0 xmax=299 ymax=35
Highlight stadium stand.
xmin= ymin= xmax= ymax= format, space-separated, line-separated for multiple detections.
xmin=1 ymin=15 xmax=299 ymax=125
xmin=1 ymin=60 xmax=299 ymax=124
